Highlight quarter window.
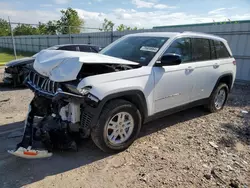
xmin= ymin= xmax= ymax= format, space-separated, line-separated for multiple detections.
xmin=164 ymin=38 xmax=192 ymax=63
xmin=192 ymin=38 xmax=211 ymax=61
xmin=214 ymin=40 xmax=231 ymax=58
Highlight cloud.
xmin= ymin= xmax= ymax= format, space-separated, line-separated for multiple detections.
xmin=54 ymin=0 xmax=71 ymax=5
xmin=154 ymin=4 xmax=176 ymax=9
xmin=208 ymin=8 xmax=226 ymax=14
xmin=208 ymin=7 xmax=237 ymax=15
xmin=0 ymin=7 xmax=60 ymax=24
xmin=132 ymin=0 xmax=176 ymax=9
xmin=132 ymin=0 xmax=154 ymax=8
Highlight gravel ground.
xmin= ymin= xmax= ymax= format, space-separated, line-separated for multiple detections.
xmin=0 ymin=67 xmax=250 ymax=188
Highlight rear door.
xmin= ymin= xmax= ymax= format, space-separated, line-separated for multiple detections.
xmin=189 ymin=38 xmax=221 ymax=101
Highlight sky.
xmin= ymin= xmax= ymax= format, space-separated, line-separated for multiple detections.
xmin=0 ymin=0 xmax=250 ymax=29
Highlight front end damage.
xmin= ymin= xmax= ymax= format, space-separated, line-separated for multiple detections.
xmin=9 ymin=71 xmax=100 ymax=158
xmin=8 ymin=50 xmax=139 ymax=158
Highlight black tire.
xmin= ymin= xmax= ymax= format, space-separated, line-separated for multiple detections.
xmin=206 ymin=83 xmax=229 ymax=113
xmin=91 ymin=99 xmax=142 ymax=153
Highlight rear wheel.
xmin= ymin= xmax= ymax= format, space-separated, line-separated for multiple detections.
xmin=206 ymin=83 xmax=229 ymax=112
xmin=91 ymin=99 xmax=142 ymax=153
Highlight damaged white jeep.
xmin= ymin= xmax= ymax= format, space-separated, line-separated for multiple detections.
xmin=9 ymin=32 xmax=236 ymax=158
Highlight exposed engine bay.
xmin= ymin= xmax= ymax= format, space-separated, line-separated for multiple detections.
xmin=8 ymin=50 xmax=140 ymax=158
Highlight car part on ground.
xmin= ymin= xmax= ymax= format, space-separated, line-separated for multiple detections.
xmin=8 ymin=32 xmax=236 ymax=158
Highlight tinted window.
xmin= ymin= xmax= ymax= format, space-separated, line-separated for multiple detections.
xmin=209 ymin=40 xmax=216 ymax=59
xmin=192 ymin=38 xmax=211 ymax=61
xmin=58 ymin=45 xmax=77 ymax=51
xmin=79 ymin=45 xmax=92 ymax=52
xmin=90 ymin=46 xmax=100 ymax=53
xmin=214 ymin=40 xmax=230 ymax=58
xmin=164 ymin=38 xmax=192 ymax=63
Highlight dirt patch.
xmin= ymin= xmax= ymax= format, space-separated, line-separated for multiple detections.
xmin=0 ymin=78 xmax=250 ymax=188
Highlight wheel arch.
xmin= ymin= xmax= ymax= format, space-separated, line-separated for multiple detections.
xmin=213 ymin=73 xmax=233 ymax=93
xmin=94 ymin=90 xmax=148 ymax=125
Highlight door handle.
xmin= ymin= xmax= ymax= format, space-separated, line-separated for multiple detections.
xmin=213 ymin=63 xmax=220 ymax=69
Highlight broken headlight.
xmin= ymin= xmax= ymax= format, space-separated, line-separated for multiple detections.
xmin=78 ymin=86 xmax=92 ymax=95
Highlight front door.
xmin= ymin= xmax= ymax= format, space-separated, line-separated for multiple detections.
xmin=153 ymin=37 xmax=195 ymax=113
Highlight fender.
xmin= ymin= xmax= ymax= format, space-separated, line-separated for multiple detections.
xmin=85 ymin=90 xmax=148 ymax=129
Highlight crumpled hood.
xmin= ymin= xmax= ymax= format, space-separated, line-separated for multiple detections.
xmin=33 ymin=50 xmax=138 ymax=82
xmin=6 ymin=57 xmax=35 ymax=67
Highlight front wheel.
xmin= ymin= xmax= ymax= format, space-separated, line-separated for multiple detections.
xmin=91 ymin=99 xmax=142 ymax=153
xmin=206 ymin=83 xmax=229 ymax=112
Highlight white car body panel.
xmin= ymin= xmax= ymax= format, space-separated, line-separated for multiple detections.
xmin=77 ymin=67 xmax=156 ymax=116
xmin=152 ymin=64 xmax=194 ymax=113
xmin=33 ymin=50 xmax=138 ymax=82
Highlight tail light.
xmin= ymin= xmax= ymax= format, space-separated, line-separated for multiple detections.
xmin=233 ymin=60 xmax=236 ymax=65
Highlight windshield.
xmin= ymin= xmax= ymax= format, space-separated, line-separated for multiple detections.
xmin=100 ymin=36 xmax=168 ymax=65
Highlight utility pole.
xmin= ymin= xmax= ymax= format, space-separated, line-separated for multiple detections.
xmin=8 ymin=17 xmax=17 ymax=59
xmin=8 ymin=16 xmax=17 ymax=59
xmin=68 ymin=25 xmax=72 ymax=43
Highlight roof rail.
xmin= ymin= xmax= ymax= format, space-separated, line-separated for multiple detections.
xmin=182 ymin=31 xmax=207 ymax=34
xmin=181 ymin=31 xmax=222 ymax=38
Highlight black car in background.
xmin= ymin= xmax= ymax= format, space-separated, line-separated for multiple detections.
xmin=3 ymin=44 xmax=102 ymax=86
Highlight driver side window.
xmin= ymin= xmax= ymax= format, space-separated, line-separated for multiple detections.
xmin=164 ymin=38 xmax=192 ymax=63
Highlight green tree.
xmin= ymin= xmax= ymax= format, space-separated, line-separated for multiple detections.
xmin=0 ymin=18 xmax=10 ymax=36
xmin=102 ymin=18 xmax=114 ymax=31
xmin=116 ymin=24 xmax=139 ymax=31
xmin=13 ymin=24 xmax=39 ymax=36
xmin=58 ymin=8 xmax=84 ymax=34
xmin=37 ymin=22 xmax=47 ymax=35
xmin=45 ymin=21 xmax=59 ymax=35
xmin=116 ymin=24 xmax=126 ymax=31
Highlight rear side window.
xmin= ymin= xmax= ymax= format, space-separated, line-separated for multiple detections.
xmin=214 ymin=40 xmax=231 ymax=58
xmin=79 ymin=45 xmax=92 ymax=52
xmin=192 ymin=38 xmax=211 ymax=61
xmin=164 ymin=38 xmax=192 ymax=63
xmin=58 ymin=45 xmax=77 ymax=51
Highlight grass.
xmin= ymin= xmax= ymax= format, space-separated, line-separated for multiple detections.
xmin=0 ymin=48 xmax=34 ymax=66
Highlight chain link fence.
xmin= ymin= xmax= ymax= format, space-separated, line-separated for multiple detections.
xmin=0 ymin=22 xmax=116 ymax=65
xmin=1 ymin=20 xmax=250 ymax=82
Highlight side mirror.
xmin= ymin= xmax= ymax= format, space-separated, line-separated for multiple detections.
xmin=156 ymin=53 xmax=182 ymax=66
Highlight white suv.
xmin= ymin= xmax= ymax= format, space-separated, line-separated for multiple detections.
xmin=10 ymin=32 xmax=236 ymax=158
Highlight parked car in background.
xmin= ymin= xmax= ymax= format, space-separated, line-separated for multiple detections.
xmin=3 ymin=44 xmax=102 ymax=86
